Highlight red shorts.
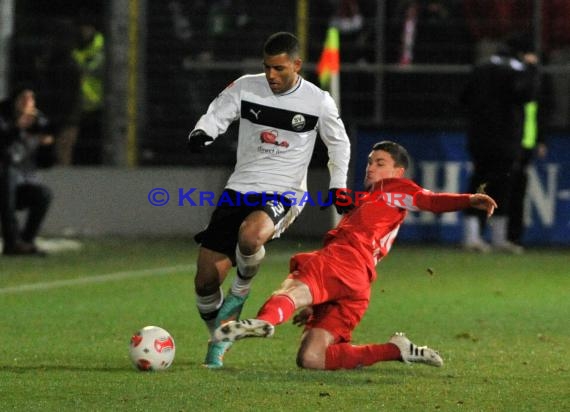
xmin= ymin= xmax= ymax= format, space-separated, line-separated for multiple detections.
xmin=287 ymin=243 xmax=371 ymax=343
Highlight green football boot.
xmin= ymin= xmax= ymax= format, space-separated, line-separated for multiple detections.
xmin=202 ymin=340 xmax=232 ymax=369
xmin=202 ymin=292 xmax=249 ymax=368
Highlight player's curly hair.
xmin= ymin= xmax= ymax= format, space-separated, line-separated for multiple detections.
xmin=263 ymin=32 xmax=300 ymax=58
xmin=372 ymin=141 xmax=410 ymax=169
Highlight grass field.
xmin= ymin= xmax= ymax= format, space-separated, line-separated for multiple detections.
xmin=0 ymin=238 xmax=568 ymax=411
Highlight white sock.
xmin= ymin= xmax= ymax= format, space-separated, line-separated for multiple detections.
xmin=196 ymin=287 xmax=223 ymax=336
xmin=463 ymin=216 xmax=483 ymax=244
xmin=491 ymin=216 xmax=508 ymax=246
xmin=231 ymin=245 xmax=265 ymax=296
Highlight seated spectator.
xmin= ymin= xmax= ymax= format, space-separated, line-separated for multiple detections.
xmin=0 ymin=88 xmax=54 ymax=256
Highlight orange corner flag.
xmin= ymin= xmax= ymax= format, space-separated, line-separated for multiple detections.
xmin=317 ymin=27 xmax=340 ymax=89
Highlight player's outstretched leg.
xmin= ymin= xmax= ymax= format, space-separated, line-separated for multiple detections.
xmin=389 ymin=332 xmax=443 ymax=367
xmin=214 ymin=319 xmax=275 ymax=343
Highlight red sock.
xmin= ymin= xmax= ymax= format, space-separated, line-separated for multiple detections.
xmin=324 ymin=342 xmax=401 ymax=370
xmin=256 ymin=294 xmax=296 ymax=326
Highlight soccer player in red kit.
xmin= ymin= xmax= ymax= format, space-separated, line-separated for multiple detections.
xmin=213 ymin=141 xmax=498 ymax=370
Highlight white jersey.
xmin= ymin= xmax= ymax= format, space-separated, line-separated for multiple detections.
xmin=192 ymin=73 xmax=350 ymax=198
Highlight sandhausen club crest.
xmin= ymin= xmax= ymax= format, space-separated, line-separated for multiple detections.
xmin=291 ymin=114 xmax=306 ymax=131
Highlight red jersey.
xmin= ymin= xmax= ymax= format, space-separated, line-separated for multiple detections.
xmin=322 ymin=178 xmax=471 ymax=281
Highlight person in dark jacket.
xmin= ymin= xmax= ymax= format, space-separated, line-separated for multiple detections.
xmin=0 ymin=88 xmax=54 ymax=256
xmin=507 ymin=97 xmax=548 ymax=247
xmin=460 ymin=33 xmax=539 ymax=253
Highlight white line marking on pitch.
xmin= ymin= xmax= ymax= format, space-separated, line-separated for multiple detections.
xmin=0 ymin=265 xmax=193 ymax=295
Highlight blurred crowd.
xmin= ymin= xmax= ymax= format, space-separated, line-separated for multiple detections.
xmin=7 ymin=0 xmax=570 ymax=168
xmin=10 ymin=6 xmax=104 ymax=167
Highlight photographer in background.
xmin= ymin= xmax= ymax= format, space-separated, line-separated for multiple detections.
xmin=0 ymin=88 xmax=54 ymax=256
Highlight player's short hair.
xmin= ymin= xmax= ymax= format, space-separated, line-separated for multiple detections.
xmin=372 ymin=141 xmax=410 ymax=169
xmin=263 ymin=32 xmax=300 ymax=58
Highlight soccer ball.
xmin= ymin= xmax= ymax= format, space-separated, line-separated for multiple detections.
xmin=129 ymin=326 xmax=175 ymax=371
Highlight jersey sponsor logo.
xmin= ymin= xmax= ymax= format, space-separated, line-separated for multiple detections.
xmin=291 ymin=114 xmax=306 ymax=131
xmin=241 ymin=100 xmax=318 ymax=132
xmin=379 ymin=192 xmax=417 ymax=210
xmin=331 ymin=188 xmax=419 ymax=210
xmin=260 ymin=130 xmax=289 ymax=148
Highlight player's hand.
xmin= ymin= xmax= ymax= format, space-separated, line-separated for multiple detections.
xmin=188 ymin=129 xmax=214 ymax=153
xmin=469 ymin=193 xmax=498 ymax=218
xmin=320 ymin=188 xmax=354 ymax=215
xmin=292 ymin=307 xmax=313 ymax=327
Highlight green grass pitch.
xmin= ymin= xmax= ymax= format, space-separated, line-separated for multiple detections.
xmin=0 ymin=238 xmax=568 ymax=411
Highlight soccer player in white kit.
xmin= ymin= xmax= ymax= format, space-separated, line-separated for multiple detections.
xmin=187 ymin=32 xmax=352 ymax=368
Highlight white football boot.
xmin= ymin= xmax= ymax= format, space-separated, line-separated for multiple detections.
xmin=214 ymin=319 xmax=275 ymax=343
xmin=389 ymin=332 xmax=443 ymax=367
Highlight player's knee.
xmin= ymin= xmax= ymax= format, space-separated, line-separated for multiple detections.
xmin=237 ymin=232 xmax=267 ymax=255
xmin=238 ymin=219 xmax=274 ymax=254
xmin=296 ymin=347 xmax=325 ymax=370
